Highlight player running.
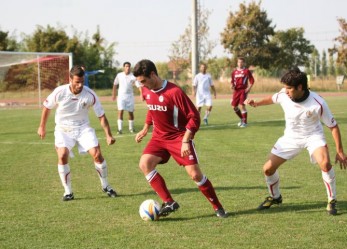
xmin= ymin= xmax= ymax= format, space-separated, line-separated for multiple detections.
xmin=133 ymin=59 xmax=227 ymax=218
xmin=192 ymin=63 xmax=216 ymax=125
xmin=231 ymin=57 xmax=254 ymax=127
xmin=245 ymin=67 xmax=347 ymax=215
xmin=37 ymin=65 xmax=117 ymax=201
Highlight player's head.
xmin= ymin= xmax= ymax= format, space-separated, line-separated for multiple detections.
xmin=280 ymin=67 xmax=308 ymax=90
xmin=133 ymin=59 xmax=158 ymax=78
xmin=199 ymin=63 xmax=207 ymax=73
xmin=69 ymin=65 xmax=85 ymax=94
xmin=123 ymin=62 xmax=131 ymax=67
xmin=123 ymin=62 xmax=131 ymax=74
xmin=237 ymin=57 xmax=245 ymax=68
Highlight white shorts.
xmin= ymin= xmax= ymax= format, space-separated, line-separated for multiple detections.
xmin=117 ymin=94 xmax=135 ymax=112
xmin=196 ymin=94 xmax=212 ymax=107
xmin=54 ymin=126 xmax=99 ymax=155
xmin=271 ymin=134 xmax=327 ymax=164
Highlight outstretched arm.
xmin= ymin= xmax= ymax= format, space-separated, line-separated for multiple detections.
xmin=330 ymin=125 xmax=347 ymax=169
xmin=99 ymin=115 xmax=116 ymax=145
xmin=37 ymin=107 xmax=51 ymax=140
xmin=244 ymin=96 xmax=274 ymax=107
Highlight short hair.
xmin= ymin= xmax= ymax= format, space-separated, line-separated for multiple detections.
xmin=123 ymin=61 xmax=131 ymax=67
xmin=70 ymin=65 xmax=85 ymax=78
xmin=237 ymin=57 xmax=245 ymax=62
xmin=280 ymin=67 xmax=308 ymax=90
xmin=133 ymin=59 xmax=158 ymax=77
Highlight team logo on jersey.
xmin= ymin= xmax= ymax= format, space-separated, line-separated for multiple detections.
xmin=306 ymin=110 xmax=313 ymax=118
xmin=147 ymin=104 xmax=167 ymax=111
xmin=146 ymin=94 xmax=150 ymax=100
xmin=189 ymin=155 xmax=195 ymax=161
xmin=159 ymin=95 xmax=164 ymax=102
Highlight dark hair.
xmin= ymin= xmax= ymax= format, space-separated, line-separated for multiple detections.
xmin=70 ymin=65 xmax=85 ymax=78
xmin=123 ymin=61 xmax=131 ymax=67
xmin=237 ymin=57 xmax=245 ymax=61
xmin=280 ymin=67 xmax=308 ymax=90
xmin=133 ymin=59 xmax=158 ymax=77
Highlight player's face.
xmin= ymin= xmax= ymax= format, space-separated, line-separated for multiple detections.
xmin=124 ymin=64 xmax=131 ymax=74
xmin=136 ymin=72 xmax=160 ymax=90
xmin=237 ymin=59 xmax=244 ymax=68
xmin=284 ymin=85 xmax=303 ymax=100
xmin=70 ymin=75 xmax=84 ymax=94
xmin=200 ymin=64 xmax=207 ymax=73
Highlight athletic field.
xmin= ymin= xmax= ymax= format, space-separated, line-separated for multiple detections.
xmin=1 ymin=94 xmax=346 ymax=248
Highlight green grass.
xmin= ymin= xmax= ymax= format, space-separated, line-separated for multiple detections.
xmin=1 ymin=96 xmax=347 ymax=249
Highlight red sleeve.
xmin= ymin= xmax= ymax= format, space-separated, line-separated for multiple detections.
xmin=145 ymin=110 xmax=153 ymax=125
xmin=248 ymin=70 xmax=255 ymax=85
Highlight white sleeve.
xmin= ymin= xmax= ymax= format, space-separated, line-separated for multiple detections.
xmin=192 ymin=76 xmax=198 ymax=86
xmin=321 ymin=100 xmax=337 ymax=128
xmin=43 ymin=87 xmax=60 ymax=109
xmin=92 ymin=94 xmax=105 ymax=118
xmin=113 ymin=74 xmax=119 ymax=86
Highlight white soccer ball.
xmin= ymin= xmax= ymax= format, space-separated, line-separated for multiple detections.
xmin=139 ymin=199 xmax=161 ymax=221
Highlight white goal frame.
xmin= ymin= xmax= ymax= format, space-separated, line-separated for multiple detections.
xmin=0 ymin=51 xmax=73 ymax=107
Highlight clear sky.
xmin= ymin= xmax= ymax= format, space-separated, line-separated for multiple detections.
xmin=1 ymin=0 xmax=346 ymax=66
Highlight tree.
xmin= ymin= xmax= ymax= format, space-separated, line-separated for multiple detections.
xmin=328 ymin=53 xmax=336 ymax=77
xmin=220 ymin=1 xmax=276 ymax=69
xmin=169 ymin=4 xmax=216 ymax=71
xmin=330 ymin=18 xmax=347 ymax=69
xmin=0 ymin=30 xmax=18 ymax=51
xmin=271 ymin=28 xmax=313 ymax=70
xmin=321 ymin=50 xmax=328 ymax=77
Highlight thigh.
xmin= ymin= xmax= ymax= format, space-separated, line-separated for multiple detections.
xmin=312 ymin=146 xmax=331 ymax=171
xmin=271 ymin=136 xmax=303 ymax=160
xmin=77 ymin=127 xmax=99 ymax=154
xmin=168 ymin=139 xmax=199 ymax=166
xmin=117 ymin=96 xmax=125 ymax=110
xmin=54 ymin=129 xmax=76 ymax=151
xmin=139 ymin=154 xmax=163 ymax=174
xmin=196 ymin=96 xmax=204 ymax=107
xmin=204 ymin=95 xmax=212 ymax=107
xmin=231 ymin=91 xmax=241 ymax=106
xmin=143 ymin=139 xmax=171 ymax=164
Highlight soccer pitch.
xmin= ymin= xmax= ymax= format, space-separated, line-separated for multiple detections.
xmin=1 ymin=95 xmax=346 ymax=249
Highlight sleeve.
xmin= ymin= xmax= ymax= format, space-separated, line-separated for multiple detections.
xmin=145 ymin=110 xmax=153 ymax=125
xmin=248 ymin=70 xmax=255 ymax=85
xmin=43 ymin=88 xmax=60 ymax=109
xmin=320 ymin=100 xmax=337 ymax=128
xmin=91 ymin=92 xmax=105 ymax=118
xmin=113 ymin=74 xmax=119 ymax=86
xmin=272 ymin=88 xmax=286 ymax=104
xmin=174 ymin=88 xmax=200 ymax=136
xmin=230 ymin=70 xmax=235 ymax=86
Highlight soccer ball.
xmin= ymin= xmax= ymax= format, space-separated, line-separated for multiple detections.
xmin=139 ymin=199 xmax=161 ymax=221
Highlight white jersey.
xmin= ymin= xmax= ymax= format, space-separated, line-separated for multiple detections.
xmin=43 ymin=84 xmax=104 ymax=129
xmin=192 ymin=73 xmax=213 ymax=96
xmin=272 ymin=88 xmax=336 ymax=139
xmin=113 ymin=72 xmax=140 ymax=95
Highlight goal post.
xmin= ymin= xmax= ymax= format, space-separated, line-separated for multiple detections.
xmin=0 ymin=51 xmax=73 ymax=107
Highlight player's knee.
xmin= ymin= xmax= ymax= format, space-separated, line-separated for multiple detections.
xmin=233 ymin=107 xmax=240 ymax=112
xmin=263 ymin=167 xmax=275 ymax=176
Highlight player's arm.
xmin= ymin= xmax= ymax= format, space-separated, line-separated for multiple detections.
xmin=211 ymin=85 xmax=217 ymax=98
xmin=135 ymin=111 xmax=152 ymax=143
xmin=37 ymin=107 xmax=51 ymax=140
xmin=244 ymin=96 xmax=273 ymax=107
xmin=246 ymin=71 xmax=255 ymax=93
xmin=330 ymin=125 xmax=347 ymax=169
xmin=112 ymin=84 xmax=117 ymax=101
xmin=98 ymin=114 xmax=116 ymax=145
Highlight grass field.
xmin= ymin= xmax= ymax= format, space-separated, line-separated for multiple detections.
xmin=1 ymin=95 xmax=347 ymax=249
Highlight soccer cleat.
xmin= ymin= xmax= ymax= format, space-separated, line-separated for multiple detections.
xmin=62 ymin=193 xmax=74 ymax=201
xmin=215 ymin=208 xmax=228 ymax=218
xmin=239 ymin=123 xmax=247 ymax=128
xmin=257 ymin=195 xmax=282 ymax=210
xmin=326 ymin=199 xmax=337 ymax=215
xmin=158 ymin=201 xmax=180 ymax=217
xmin=117 ymin=130 xmax=122 ymax=135
xmin=237 ymin=121 xmax=242 ymax=127
xmin=203 ymin=118 xmax=208 ymax=125
xmin=129 ymin=129 xmax=135 ymax=133
xmin=102 ymin=186 xmax=117 ymax=198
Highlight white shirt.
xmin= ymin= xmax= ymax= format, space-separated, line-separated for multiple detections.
xmin=43 ymin=84 xmax=104 ymax=129
xmin=272 ymin=88 xmax=336 ymax=138
xmin=113 ymin=72 xmax=140 ymax=95
xmin=192 ymin=73 xmax=213 ymax=96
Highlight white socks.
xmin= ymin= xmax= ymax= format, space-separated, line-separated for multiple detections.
xmin=129 ymin=120 xmax=134 ymax=131
xmin=145 ymin=170 xmax=158 ymax=182
xmin=195 ymin=175 xmax=207 ymax=186
xmin=95 ymin=160 xmax=109 ymax=189
xmin=117 ymin=119 xmax=123 ymax=132
xmin=322 ymin=168 xmax=336 ymax=201
xmin=58 ymin=164 xmax=72 ymax=195
xmin=265 ymin=170 xmax=280 ymax=199
xmin=203 ymin=111 xmax=210 ymax=120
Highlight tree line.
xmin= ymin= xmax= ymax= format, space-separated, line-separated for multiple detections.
xmin=0 ymin=1 xmax=346 ymax=89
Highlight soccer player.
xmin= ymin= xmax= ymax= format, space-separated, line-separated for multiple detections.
xmin=231 ymin=57 xmax=254 ymax=128
xmin=37 ymin=65 xmax=117 ymax=201
xmin=133 ymin=59 xmax=227 ymax=218
xmin=245 ymin=68 xmax=347 ymax=215
xmin=192 ymin=63 xmax=216 ymax=125
xmin=112 ymin=62 xmax=143 ymax=134
xmin=81 ymin=65 xmax=104 ymax=87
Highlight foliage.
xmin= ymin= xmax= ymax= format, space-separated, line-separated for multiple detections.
xmin=156 ymin=62 xmax=171 ymax=80
xmin=0 ymin=30 xmax=18 ymax=51
xmin=330 ymin=18 xmax=347 ymax=70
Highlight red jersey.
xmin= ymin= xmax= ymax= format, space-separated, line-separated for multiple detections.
xmin=231 ymin=67 xmax=254 ymax=90
xmin=142 ymin=80 xmax=200 ymax=140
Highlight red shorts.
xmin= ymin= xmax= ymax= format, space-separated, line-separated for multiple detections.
xmin=231 ymin=89 xmax=247 ymax=107
xmin=143 ymin=137 xmax=199 ymax=166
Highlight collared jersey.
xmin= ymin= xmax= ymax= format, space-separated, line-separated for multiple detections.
xmin=43 ymin=84 xmax=104 ymax=128
xmin=192 ymin=72 xmax=213 ymax=95
xmin=113 ymin=72 xmax=140 ymax=95
xmin=143 ymin=80 xmax=200 ymax=140
xmin=231 ymin=67 xmax=254 ymax=90
xmin=272 ymin=88 xmax=337 ymax=138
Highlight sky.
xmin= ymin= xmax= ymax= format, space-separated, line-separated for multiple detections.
xmin=1 ymin=0 xmax=346 ymax=66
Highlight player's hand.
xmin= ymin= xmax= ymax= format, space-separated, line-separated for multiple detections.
xmin=181 ymin=142 xmax=191 ymax=157
xmin=135 ymin=130 xmax=147 ymax=143
xmin=335 ymin=152 xmax=347 ymax=170
xmin=244 ymin=99 xmax=257 ymax=107
xmin=107 ymin=136 xmax=116 ymax=145
xmin=37 ymin=126 xmax=46 ymax=140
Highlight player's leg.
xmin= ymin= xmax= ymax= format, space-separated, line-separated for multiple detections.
xmin=239 ymin=90 xmax=248 ymax=126
xmin=312 ymin=146 xmax=337 ymax=215
xmin=185 ymin=164 xmax=227 ymax=218
xmin=257 ymin=153 xmax=286 ymax=210
xmin=231 ymin=92 xmax=242 ymax=125
xmin=128 ymin=111 xmax=135 ymax=133
xmin=117 ymin=110 xmax=124 ymax=134
xmin=203 ymin=96 xmax=212 ymax=125
xmin=127 ymin=96 xmax=135 ymax=133
xmin=56 ymin=147 xmax=74 ymax=201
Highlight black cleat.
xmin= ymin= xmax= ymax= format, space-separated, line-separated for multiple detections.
xmin=327 ymin=199 xmax=337 ymax=215
xmin=257 ymin=195 xmax=282 ymax=210
xmin=215 ymin=208 xmax=228 ymax=218
xmin=159 ymin=201 xmax=180 ymax=217
xmin=62 ymin=193 xmax=74 ymax=201
xmin=102 ymin=186 xmax=117 ymax=198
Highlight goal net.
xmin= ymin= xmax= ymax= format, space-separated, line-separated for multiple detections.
xmin=0 ymin=51 xmax=73 ymax=107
